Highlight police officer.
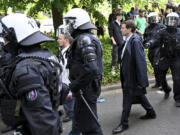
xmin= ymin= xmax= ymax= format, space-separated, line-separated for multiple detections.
xmin=145 ymin=12 xmax=180 ymax=107
xmin=144 ymin=12 xmax=171 ymax=94
xmin=64 ymin=8 xmax=103 ymax=135
xmin=0 ymin=13 xmax=63 ymax=134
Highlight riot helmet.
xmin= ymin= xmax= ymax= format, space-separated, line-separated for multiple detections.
xmin=165 ymin=12 xmax=179 ymax=27
xmin=0 ymin=13 xmax=54 ymax=46
xmin=147 ymin=12 xmax=159 ymax=24
xmin=35 ymin=19 xmax=41 ymax=28
xmin=56 ymin=24 xmax=65 ymax=37
xmin=64 ymin=8 xmax=96 ymax=34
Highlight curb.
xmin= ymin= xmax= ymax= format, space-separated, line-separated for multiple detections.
xmin=101 ymin=75 xmax=172 ymax=92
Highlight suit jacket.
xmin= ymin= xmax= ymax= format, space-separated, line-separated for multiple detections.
xmin=120 ymin=33 xmax=148 ymax=96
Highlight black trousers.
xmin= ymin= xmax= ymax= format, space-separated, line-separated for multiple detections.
xmin=153 ymin=66 xmax=162 ymax=86
xmin=74 ymin=92 xmax=103 ymax=135
xmin=159 ymin=57 xmax=180 ymax=102
xmin=120 ymin=91 xmax=154 ymax=126
xmin=148 ymin=49 xmax=162 ymax=85
xmin=158 ymin=68 xmax=171 ymax=93
xmin=171 ymin=58 xmax=180 ymax=102
xmin=112 ymin=45 xmax=119 ymax=67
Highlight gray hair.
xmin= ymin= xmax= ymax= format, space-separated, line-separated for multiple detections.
xmin=63 ymin=32 xmax=74 ymax=44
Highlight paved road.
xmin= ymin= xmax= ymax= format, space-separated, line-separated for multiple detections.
xmin=1 ymin=80 xmax=180 ymax=135
xmin=62 ymin=81 xmax=180 ymax=135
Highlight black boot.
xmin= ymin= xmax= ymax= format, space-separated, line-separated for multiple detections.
xmin=164 ymin=92 xmax=170 ymax=99
xmin=140 ymin=110 xmax=156 ymax=120
xmin=175 ymin=101 xmax=180 ymax=107
xmin=152 ymin=83 xmax=161 ymax=88
xmin=164 ymin=87 xmax=171 ymax=99
xmin=112 ymin=124 xmax=128 ymax=134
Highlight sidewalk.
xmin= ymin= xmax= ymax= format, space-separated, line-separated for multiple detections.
xmin=101 ymin=75 xmax=172 ymax=91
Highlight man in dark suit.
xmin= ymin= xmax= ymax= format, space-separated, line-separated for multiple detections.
xmin=112 ymin=20 xmax=156 ymax=134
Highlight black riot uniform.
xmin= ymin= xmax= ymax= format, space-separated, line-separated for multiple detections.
xmin=144 ymin=23 xmax=171 ymax=91
xmin=0 ymin=47 xmax=63 ymax=135
xmin=67 ymin=31 xmax=103 ymax=135
xmin=0 ymin=50 xmax=11 ymax=112
xmin=0 ymin=50 xmax=12 ymax=67
xmin=147 ymin=27 xmax=180 ymax=105
xmin=0 ymin=43 xmax=16 ymax=118
xmin=0 ymin=13 xmax=63 ymax=135
xmin=64 ymin=8 xmax=103 ymax=135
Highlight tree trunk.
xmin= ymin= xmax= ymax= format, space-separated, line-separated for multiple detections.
xmin=51 ymin=3 xmax=63 ymax=36
xmin=3 ymin=6 xmax=8 ymax=15
xmin=112 ymin=2 xmax=116 ymax=11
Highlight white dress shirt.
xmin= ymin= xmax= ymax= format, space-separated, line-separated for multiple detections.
xmin=60 ymin=46 xmax=70 ymax=85
xmin=121 ymin=34 xmax=133 ymax=60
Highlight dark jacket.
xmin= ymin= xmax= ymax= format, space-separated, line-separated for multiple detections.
xmin=120 ymin=33 xmax=148 ymax=96
xmin=108 ymin=13 xmax=116 ymax=26
xmin=0 ymin=50 xmax=13 ymax=68
xmin=68 ymin=32 xmax=103 ymax=101
xmin=143 ymin=23 xmax=166 ymax=66
xmin=68 ymin=32 xmax=103 ymax=132
xmin=177 ymin=11 xmax=180 ymax=28
xmin=108 ymin=20 xmax=124 ymax=48
xmin=149 ymin=27 xmax=180 ymax=58
xmin=9 ymin=48 xmax=62 ymax=135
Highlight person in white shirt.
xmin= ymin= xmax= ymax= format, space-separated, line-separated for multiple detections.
xmin=58 ymin=32 xmax=80 ymax=135
xmin=58 ymin=32 xmax=73 ymax=120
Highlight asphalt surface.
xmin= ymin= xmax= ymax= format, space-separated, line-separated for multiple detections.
xmin=1 ymin=78 xmax=180 ymax=135
xmin=61 ymin=80 xmax=180 ymax=135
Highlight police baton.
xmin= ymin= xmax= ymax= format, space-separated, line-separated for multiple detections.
xmin=79 ymin=89 xmax=101 ymax=127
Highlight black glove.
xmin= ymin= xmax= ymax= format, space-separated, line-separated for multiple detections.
xmin=69 ymin=83 xmax=79 ymax=93
xmin=144 ymin=42 xmax=151 ymax=49
xmin=60 ymin=83 xmax=70 ymax=105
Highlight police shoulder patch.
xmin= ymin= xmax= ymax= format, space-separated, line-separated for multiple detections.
xmin=26 ymin=90 xmax=38 ymax=101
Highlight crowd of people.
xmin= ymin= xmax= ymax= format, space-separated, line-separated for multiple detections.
xmin=108 ymin=2 xmax=180 ymax=134
xmin=0 ymin=1 xmax=180 ymax=135
xmin=108 ymin=3 xmax=180 ymax=75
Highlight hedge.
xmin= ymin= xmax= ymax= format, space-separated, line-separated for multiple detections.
xmin=41 ymin=35 xmax=154 ymax=85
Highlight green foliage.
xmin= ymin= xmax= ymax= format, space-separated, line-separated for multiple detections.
xmin=77 ymin=0 xmax=107 ymax=27
xmin=100 ymin=35 xmax=120 ymax=84
xmin=145 ymin=49 xmax=154 ymax=74
xmin=0 ymin=0 xmax=34 ymax=15
xmin=27 ymin=0 xmax=52 ymax=17
xmin=28 ymin=0 xmax=74 ymax=17
xmin=108 ymin=0 xmax=131 ymax=7
xmin=41 ymin=41 xmax=59 ymax=56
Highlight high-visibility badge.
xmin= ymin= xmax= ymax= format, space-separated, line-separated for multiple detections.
xmin=26 ymin=90 xmax=38 ymax=101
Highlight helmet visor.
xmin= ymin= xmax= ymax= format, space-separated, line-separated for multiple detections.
xmin=148 ymin=16 xmax=158 ymax=24
xmin=0 ymin=20 xmax=8 ymax=38
xmin=56 ymin=27 xmax=64 ymax=37
xmin=63 ymin=18 xmax=75 ymax=34
xmin=165 ymin=16 xmax=179 ymax=27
